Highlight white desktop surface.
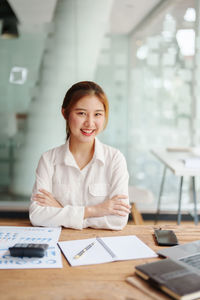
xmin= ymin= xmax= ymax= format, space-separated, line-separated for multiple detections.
xmin=151 ymin=149 xmax=200 ymax=176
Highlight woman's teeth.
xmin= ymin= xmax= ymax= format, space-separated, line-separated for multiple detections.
xmin=81 ymin=129 xmax=94 ymax=135
xmin=82 ymin=130 xmax=93 ymax=133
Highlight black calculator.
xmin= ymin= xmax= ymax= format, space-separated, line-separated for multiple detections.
xmin=9 ymin=243 xmax=49 ymax=258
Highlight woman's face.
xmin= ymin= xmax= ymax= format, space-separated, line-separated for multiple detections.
xmin=66 ymin=95 xmax=105 ymax=144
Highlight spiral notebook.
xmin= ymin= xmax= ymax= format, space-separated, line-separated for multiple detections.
xmin=58 ymin=235 xmax=157 ymax=266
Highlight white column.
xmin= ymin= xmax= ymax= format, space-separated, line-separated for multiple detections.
xmin=11 ymin=0 xmax=113 ymax=195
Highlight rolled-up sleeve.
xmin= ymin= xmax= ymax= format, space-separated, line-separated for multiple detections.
xmin=30 ymin=202 xmax=85 ymax=229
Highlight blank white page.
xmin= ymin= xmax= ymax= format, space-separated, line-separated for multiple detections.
xmin=101 ymin=235 xmax=157 ymax=261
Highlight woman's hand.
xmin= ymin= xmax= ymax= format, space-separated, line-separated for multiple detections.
xmin=84 ymin=195 xmax=131 ymax=219
xmin=33 ymin=189 xmax=63 ymax=208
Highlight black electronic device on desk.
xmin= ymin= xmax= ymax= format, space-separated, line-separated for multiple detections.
xmin=9 ymin=243 xmax=49 ymax=258
xmin=154 ymin=229 xmax=178 ymax=246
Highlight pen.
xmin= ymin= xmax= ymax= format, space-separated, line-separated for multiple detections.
xmin=73 ymin=241 xmax=96 ymax=259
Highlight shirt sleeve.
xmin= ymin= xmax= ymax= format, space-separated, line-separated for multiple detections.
xmin=29 ymin=153 xmax=85 ymax=229
xmin=83 ymin=151 xmax=129 ymax=230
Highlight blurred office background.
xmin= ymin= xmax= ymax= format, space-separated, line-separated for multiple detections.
xmin=0 ymin=0 xmax=199 ymax=217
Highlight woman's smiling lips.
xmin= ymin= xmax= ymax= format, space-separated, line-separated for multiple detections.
xmin=81 ymin=129 xmax=95 ymax=136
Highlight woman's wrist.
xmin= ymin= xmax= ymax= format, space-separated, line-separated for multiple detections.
xmin=84 ymin=206 xmax=91 ymax=219
xmin=84 ymin=205 xmax=98 ymax=219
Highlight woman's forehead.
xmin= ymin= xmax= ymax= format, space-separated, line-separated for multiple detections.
xmin=73 ymin=95 xmax=105 ymax=109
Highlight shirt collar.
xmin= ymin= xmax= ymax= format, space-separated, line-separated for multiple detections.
xmin=54 ymin=139 xmax=77 ymax=167
xmin=93 ymin=137 xmax=105 ymax=165
xmin=55 ymin=137 xmax=105 ymax=166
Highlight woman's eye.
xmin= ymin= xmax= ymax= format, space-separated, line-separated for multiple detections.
xmin=77 ymin=112 xmax=85 ymax=115
xmin=95 ymin=113 xmax=102 ymax=116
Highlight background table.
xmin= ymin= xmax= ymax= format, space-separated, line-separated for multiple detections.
xmin=152 ymin=149 xmax=200 ymax=225
xmin=0 ymin=219 xmax=200 ymax=300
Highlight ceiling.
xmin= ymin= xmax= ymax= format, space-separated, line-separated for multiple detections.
xmin=7 ymin=0 xmax=162 ymax=34
xmin=9 ymin=0 xmax=57 ymax=24
xmin=109 ymin=0 xmax=161 ymax=33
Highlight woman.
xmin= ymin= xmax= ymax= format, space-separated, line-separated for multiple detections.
xmin=29 ymin=81 xmax=130 ymax=230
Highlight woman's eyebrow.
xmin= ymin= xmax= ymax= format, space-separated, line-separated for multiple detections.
xmin=74 ymin=108 xmax=87 ymax=111
xmin=74 ymin=108 xmax=104 ymax=112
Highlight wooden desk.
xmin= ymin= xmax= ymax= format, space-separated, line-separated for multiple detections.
xmin=152 ymin=149 xmax=200 ymax=225
xmin=0 ymin=219 xmax=200 ymax=300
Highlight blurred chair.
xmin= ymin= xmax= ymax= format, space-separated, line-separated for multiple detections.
xmin=131 ymin=203 xmax=144 ymax=225
xmin=128 ymin=186 xmax=154 ymax=225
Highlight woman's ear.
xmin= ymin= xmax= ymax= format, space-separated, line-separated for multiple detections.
xmin=61 ymin=108 xmax=67 ymax=120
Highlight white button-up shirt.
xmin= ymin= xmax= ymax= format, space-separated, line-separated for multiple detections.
xmin=29 ymin=138 xmax=129 ymax=230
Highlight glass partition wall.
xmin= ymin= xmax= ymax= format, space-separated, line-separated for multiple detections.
xmin=126 ymin=0 xmax=199 ymax=212
xmin=96 ymin=0 xmax=199 ymax=213
xmin=0 ymin=0 xmax=199 ymax=215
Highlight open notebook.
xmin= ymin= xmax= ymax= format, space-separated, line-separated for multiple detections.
xmin=58 ymin=235 xmax=157 ymax=266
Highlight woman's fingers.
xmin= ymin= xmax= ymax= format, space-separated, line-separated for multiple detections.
xmin=114 ymin=204 xmax=130 ymax=212
xmin=39 ymin=189 xmax=53 ymax=197
xmin=111 ymin=195 xmax=130 ymax=207
xmin=33 ymin=191 xmax=51 ymax=205
xmin=112 ymin=194 xmax=128 ymax=200
xmin=109 ymin=196 xmax=131 ymax=215
xmin=113 ymin=206 xmax=130 ymax=216
xmin=33 ymin=190 xmax=62 ymax=208
xmin=33 ymin=197 xmax=48 ymax=205
xmin=33 ymin=194 xmax=49 ymax=204
xmin=104 ymin=196 xmax=130 ymax=214
xmin=113 ymin=197 xmax=131 ymax=209
xmin=116 ymin=201 xmax=131 ymax=210
xmin=113 ymin=210 xmax=128 ymax=216
xmin=34 ymin=194 xmax=46 ymax=200
xmin=33 ymin=189 xmax=53 ymax=202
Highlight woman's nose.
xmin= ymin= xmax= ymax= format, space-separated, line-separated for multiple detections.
xmin=84 ymin=115 xmax=94 ymax=127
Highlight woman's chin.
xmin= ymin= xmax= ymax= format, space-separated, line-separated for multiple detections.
xmin=75 ymin=134 xmax=96 ymax=143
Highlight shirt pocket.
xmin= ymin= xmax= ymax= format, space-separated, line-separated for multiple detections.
xmin=89 ymin=183 xmax=109 ymax=201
